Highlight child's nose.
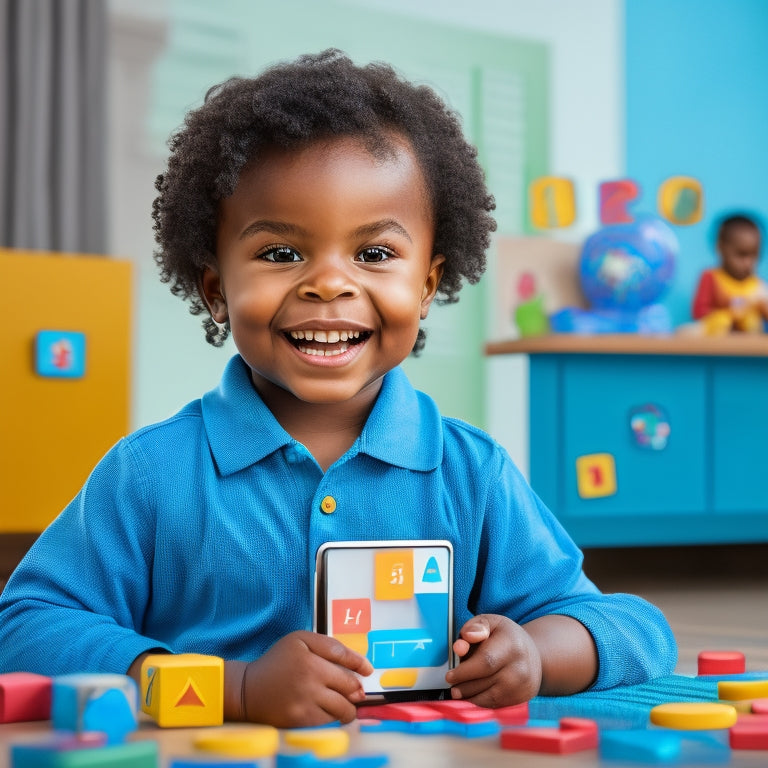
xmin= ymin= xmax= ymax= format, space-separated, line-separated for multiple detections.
xmin=297 ymin=257 xmax=359 ymax=302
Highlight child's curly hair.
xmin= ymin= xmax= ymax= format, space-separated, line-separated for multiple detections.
xmin=152 ymin=49 xmax=496 ymax=353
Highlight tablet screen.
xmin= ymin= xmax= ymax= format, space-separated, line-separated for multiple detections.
xmin=314 ymin=540 xmax=454 ymax=699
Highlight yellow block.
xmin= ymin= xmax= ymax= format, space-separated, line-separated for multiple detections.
xmin=0 ymin=250 xmax=131 ymax=533
xmin=718 ymin=680 xmax=768 ymax=701
xmin=283 ymin=727 xmax=350 ymax=758
xmin=141 ymin=653 xmax=223 ymax=728
xmin=194 ymin=726 xmax=280 ymax=758
xmin=650 ymin=702 xmax=737 ymax=730
xmin=379 ymin=669 xmax=418 ymax=689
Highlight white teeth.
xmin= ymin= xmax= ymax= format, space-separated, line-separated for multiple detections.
xmin=289 ymin=329 xmax=362 ymax=343
xmin=297 ymin=343 xmax=350 ymax=356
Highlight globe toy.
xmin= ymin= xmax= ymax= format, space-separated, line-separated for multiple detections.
xmin=579 ymin=216 xmax=678 ymax=312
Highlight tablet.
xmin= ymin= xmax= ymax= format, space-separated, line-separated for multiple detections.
xmin=314 ymin=540 xmax=454 ymax=701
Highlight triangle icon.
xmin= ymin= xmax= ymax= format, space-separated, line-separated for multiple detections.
xmin=422 ymin=556 xmax=442 ymax=583
xmin=174 ymin=677 xmax=206 ymax=707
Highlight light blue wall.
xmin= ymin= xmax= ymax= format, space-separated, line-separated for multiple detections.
xmin=625 ymin=0 xmax=768 ymax=327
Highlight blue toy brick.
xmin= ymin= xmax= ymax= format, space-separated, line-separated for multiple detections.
xmin=275 ymin=753 xmax=388 ymax=768
xmin=600 ymin=729 xmax=730 ymax=765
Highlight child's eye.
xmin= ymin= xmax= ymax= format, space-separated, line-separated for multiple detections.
xmin=259 ymin=246 xmax=302 ymax=263
xmin=357 ymin=247 xmax=394 ymax=263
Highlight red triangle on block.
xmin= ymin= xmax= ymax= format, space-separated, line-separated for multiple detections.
xmin=175 ymin=679 xmax=205 ymax=707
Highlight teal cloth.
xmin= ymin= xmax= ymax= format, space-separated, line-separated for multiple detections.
xmin=528 ymin=672 xmax=767 ymax=730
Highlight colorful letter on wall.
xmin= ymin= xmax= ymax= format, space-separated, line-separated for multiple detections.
xmin=35 ymin=331 xmax=87 ymax=378
xmin=657 ymin=176 xmax=704 ymax=225
xmin=599 ymin=179 xmax=641 ymax=225
xmin=529 ymin=176 xmax=576 ymax=229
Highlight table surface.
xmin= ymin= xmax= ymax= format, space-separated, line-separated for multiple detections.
xmin=2 ymin=714 xmax=766 ymax=768
xmin=484 ymin=332 xmax=768 ymax=357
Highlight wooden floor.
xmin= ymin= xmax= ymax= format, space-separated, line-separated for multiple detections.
xmin=581 ymin=543 xmax=768 ymax=675
xmin=1 ymin=537 xmax=767 ymax=676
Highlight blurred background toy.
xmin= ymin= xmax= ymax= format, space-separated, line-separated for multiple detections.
xmin=691 ymin=213 xmax=768 ymax=335
xmin=550 ymin=215 xmax=678 ymax=334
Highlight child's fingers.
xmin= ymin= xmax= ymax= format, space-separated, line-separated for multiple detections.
xmin=459 ymin=615 xmax=492 ymax=643
xmin=304 ymin=632 xmax=374 ymax=676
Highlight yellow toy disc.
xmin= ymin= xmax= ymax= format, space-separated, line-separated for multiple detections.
xmin=283 ymin=727 xmax=350 ymax=758
xmin=718 ymin=679 xmax=768 ymax=701
xmin=193 ymin=726 xmax=280 ymax=757
xmin=650 ymin=702 xmax=737 ymax=730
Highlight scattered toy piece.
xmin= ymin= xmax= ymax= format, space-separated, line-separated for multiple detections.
xmin=0 ymin=672 xmax=52 ymax=724
xmin=650 ymin=702 xmax=737 ymax=730
xmin=193 ymin=726 xmax=280 ymax=758
xmin=283 ymin=728 xmax=350 ymax=759
xmin=500 ymin=717 xmax=598 ymax=754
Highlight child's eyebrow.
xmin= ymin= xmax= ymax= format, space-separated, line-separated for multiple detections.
xmin=239 ymin=220 xmax=307 ymax=241
xmin=238 ymin=218 xmax=413 ymax=243
xmin=352 ymin=219 xmax=412 ymax=243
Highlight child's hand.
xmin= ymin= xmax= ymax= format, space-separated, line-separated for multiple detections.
xmin=241 ymin=630 xmax=373 ymax=727
xmin=445 ymin=614 xmax=542 ymax=707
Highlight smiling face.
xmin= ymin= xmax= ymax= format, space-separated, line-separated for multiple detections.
xmin=201 ymin=134 xmax=444 ymax=413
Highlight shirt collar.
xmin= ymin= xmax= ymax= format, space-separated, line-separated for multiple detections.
xmin=201 ymin=355 xmax=442 ymax=475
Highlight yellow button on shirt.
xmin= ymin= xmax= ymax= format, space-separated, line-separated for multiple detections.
xmin=320 ymin=496 xmax=337 ymax=514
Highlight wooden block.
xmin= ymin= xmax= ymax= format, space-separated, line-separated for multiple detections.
xmin=10 ymin=739 xmax=157 ymax=768
xmin=193 ymin=726 xmax=279 ymax=758
xmin=140 ymin=653 xmax=223 ymax=728
xmin=283 ymin=727 xmax=350 ymax=758
xmin=729 ymin=720 xmax=768 ymax=750
xmin=650 ymin=702 xmax=737 ymax=730
xmin=0 ymin=672 xmax=52 ymax=723
xmin=698 ymin=651 xmax=746 ymax=676
xmin=52 ymin=674 xmax=138 ymax=743
xmin=718 ymin=679 xmax=768 ymax=701
xmin=500 ymin=717 xmax=598 ymax=754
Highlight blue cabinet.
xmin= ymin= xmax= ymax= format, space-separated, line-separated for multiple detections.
xmin=487 ymin=335 xmax=768 ymax=547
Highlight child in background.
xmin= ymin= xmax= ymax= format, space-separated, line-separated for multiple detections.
xmin=692 ymin=213 xmax=768 ymax=334
xmin=0 ymin=50 xmax=676 ymax=727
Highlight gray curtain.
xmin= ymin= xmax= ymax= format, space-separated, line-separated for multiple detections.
xmin=0 ymin=0 xmax=107 ymax=254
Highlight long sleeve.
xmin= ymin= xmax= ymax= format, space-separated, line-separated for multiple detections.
xmin=471 ymin=445 xmax=677 ymax=690
xmin=0 ymin=438 xmax=171 ymax=674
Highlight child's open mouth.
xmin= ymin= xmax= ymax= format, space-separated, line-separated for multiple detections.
xmin=286 ymin=329 xmax=371 ymax=357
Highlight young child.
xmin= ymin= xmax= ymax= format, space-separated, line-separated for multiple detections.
xmin=692 ymin=213 xmax=768 ymax=334
xmin=0 ymin=50 xmax=676 ymax=727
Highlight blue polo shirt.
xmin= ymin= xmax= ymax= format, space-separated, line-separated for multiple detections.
xmin=0 ymin=356 xmax=676 ymax=687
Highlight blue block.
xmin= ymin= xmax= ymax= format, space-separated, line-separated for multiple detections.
xmin=52 ymin=674 xmax=138 ymax=741
xmin=169 ymin=762 xmax=260 ymax=768
xmin=600 ymin=729 xmax=730 ymax=765
xmin=276 ymin=753 xmax=388 ymax=768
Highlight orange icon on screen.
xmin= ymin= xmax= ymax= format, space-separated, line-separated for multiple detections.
xmin=375 ymin=550 xmax=414 ymax=600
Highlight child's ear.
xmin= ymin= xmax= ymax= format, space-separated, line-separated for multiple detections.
xmin=420 ymin=254 xmax=445 ymax=319
xmin=200 ymin=265 xmax=228 ymax=323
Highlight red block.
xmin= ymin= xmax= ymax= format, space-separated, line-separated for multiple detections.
xmin=730 ymin=720 xmax=768 ymax=750
xmin=422 ymin=700 xmax=497 ymax=723
xmin=0 ymin=672 xmax=52 ymax=723
xmin=752 ymin=699 xmax=768 ymax=715
xmin=501 ymin=717 xmax=598 ymax=754
xmin=698 ymin=651 xmax=746 ymax=676
xmin=493 ymin=702 xmax=530 ymax=726
xmin=358 ymin=703 xmax=442 ymax=723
